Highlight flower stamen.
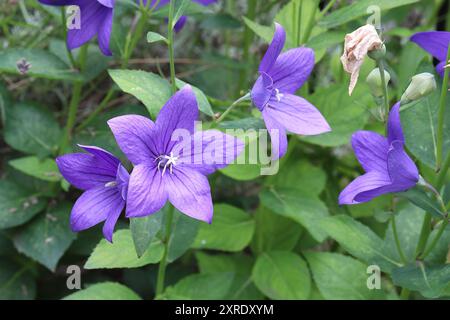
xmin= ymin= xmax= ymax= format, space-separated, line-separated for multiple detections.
xmin=155 ymin=152 xmax=178 ymax=176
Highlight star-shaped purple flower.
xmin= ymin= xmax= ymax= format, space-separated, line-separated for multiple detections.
xmin=39 ymin=0 xmax=114 ymax=56
xmin=144 ymin=0 xmax=216 ymax=32
xmin=108 ymin=85 xmax=244 ymax=223
xmin=56 ymin=145 xmax=129 ymax=242
xmin=339 ymin=102 xmax=419 ymax=205
xmin=250 ymin=23 xmax=331 ymax=159
xmin=411 ymin=31 xmax=450 ymax=77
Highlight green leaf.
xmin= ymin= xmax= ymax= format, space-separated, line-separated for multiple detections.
xmin=319 ymin=215 xmax=401 ymax=272
xmin=402 ymin=85 xmax=450 ymax=169
xmin=259 ymin=187 xmax=329 ymax=242
xmin=305 ymin=252 xmax=386 ymax=300
xmin=252 ymin=251 xmax=311 ymax=300
xmin=251 ymin=206 xmax=302 ymax=254
xmin=162 ymin=273 xmax=234 ymax=300
xmin=4 ymin=103 xmax=61 ymax=157
xmin=0 ymin=48 xmax=83 ymax=81
xmin=195 ymin=252 xmax=264 ymax=299
xmin=242 ymin=17 xmax=273 ymax=43
xmin=13 ymin=202 xmax=76 ymax=271
xmin=193 ymin=204 xmax=255 ymax=252
xmin=9 ymin=156 xmax=60 ymax=182
xmin=63 ymin=282 xmax=142 ymax=300
xmin=0 ymin=260 xmax=36 ymax=300
xmin=392 ymin=264 xmax=450 ymax=298
xmin=301 ymin=83 xmax=371 ymax=147
xmin=175 ymin=79 xmax=214 ymax=116
xmin=318 ymin=0 xmax=419 ymax=29
xmin=396 ymin=42 xmax=428 ymax=97
xmin=85 ymin=229 xmax=164 ymax=269
xmin=398 ymin=187 xmax=445 ymax=219
xmin=166 ymin=209 xmax=200 ymax=262
xmin=108 ymin=69 xmax=172 ymax=118
xmin=147 ymin=32 xmax=168 ymax=44
xmin=172 ymin=0 xmax=190 ymax=29
xmin=0 ymin=179 xmax=45 ymax=229
xmin=130 ymin=210 xmax=163 ymax=258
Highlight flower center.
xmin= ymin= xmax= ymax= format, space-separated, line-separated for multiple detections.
xmin=155 ymin=152 xmax=178 ymax=176
xmin=274 ymin=88 xmax=284 ymax=102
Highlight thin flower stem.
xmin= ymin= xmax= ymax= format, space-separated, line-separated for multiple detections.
xmin=60 ymin=8 xmax=76 ymax=68
xmin=414 ymin=213 xmax=433 ymax=258
xmin=317 ymin=0 xmax=337 ymax=20
xmin=436 ymin=152 xmax=450 ymax=190
xmin=420 ymin=219 xmax=449 ymax=260
xmin=216 ymin=93 xmax=252 ymax=123
xmin=391 ymin=215 xmax=407 ymax=264
xmin=436 ymin=45 xmax=450 ymax=171
xmin=238 ymin=0 xmax=256 ymax=93
xmin=75 ymin=88 xmax=116 ymax=131
xmin=155 ymin=205 xmax=174 ymax=297
xmin=376 ymin=59 xmax=390 ymax=121
xmin=167 ymin=0 xmax=177 ymax=93
xmin=59 ymin=45 xmax=88 ymax=154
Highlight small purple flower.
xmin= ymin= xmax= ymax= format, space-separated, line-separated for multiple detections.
xmin=339 ymin=103 xmax=419 ymax=205
xmin=108 ymin=85 xmax=243 ymax=223
xmin=39 ymin=0 xmax=114 ymax=56
xmin=411 ymin=31 xmax=450 ymax=77
xmin=144 ymin=0 xmax=216 ymax=32
xmin=56 ymin=145 xmax=129 ymax=242
xmin=250 ymin=23 xmax=331 ymax=159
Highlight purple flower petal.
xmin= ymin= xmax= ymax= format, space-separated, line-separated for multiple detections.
xmin=155 ymin=85 xmax=199 ymax=154
xmin=56 ymin=147 xmax=119 ymax=190
xmin=102 ymin=200 xmax=124 ymax=242
xmin=108 ymin=115 xmax=158 ymax=165
xmin=270 ymin=47 xmax=315 ymax=94
xmin=387 ymin=141 xmax=419 ymax=190
xmin=175 ymin=130 xmax=245 ymax=175
xmin=259 ymin=23 xmax=286 ymax=74
xmin=174 ymin=16 xmax=188 ymax=32
xmin=262 ymin=109 xmax=288 ymax=160
xmin=126 ymin=164 xmax=168 ymax=218
xmin=97 ymin=7 xmax=113 ymax=56
xmin=38 ymin=0 xmax=76 ymax=5
xmin=251 ymin=72 xmax=274 ymax=110
xmin=351 ymin=131 xmax=389 ymax=173
xmin=387 ymin=102 xmax=404 ymax=144
xmin=71 ymin=186 xmax=124 ymax=234
xmin=410 ymin=31 xmax=450 ymax=62
xmin=264 ymin=94 xmax=331 ymax=136
xmin=338 ymin=171 xmax=391 ymax=205
xmin=97 ymin=0 xmax=114 ymax=8
xmin=78 ymin=144 xmax=120 ymax=171
xmin=116 ymin=164 xmax=130 ymax=201
xmin=166 ymin=167 xmax=213 ymax=223
xmin=436 ymin=60 xmax=446 ymax=78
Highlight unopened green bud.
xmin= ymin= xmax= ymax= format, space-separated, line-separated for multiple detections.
xmin=368 ymin=44 xmax=386 ymax=61
xmin=366 ymin=68 xmax=391 ymax=98
xmin=401 ymin=73 xmax=437 ymax=103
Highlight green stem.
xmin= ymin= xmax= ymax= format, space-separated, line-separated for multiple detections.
xmin=436 ymin=152 xmax=450 ymax=190
xmin=216 ymin=93 xmax=251 ymax=123
xmin=317 ymin=0 xmax=337 ymax=19
xmin=238 ymin=0 xmax=257 ymax=93
xmin=122 ymin=9 xmax=149 ymax=68
xmin=59 ymin=45 xmax=88 ymax=154
xmin=414 ymin=213 xmax=433 ymax=258
xmin=167 ymin=0 xmax=177 ymax=93
xmin=420 ymin=219 xmax=449 ymax=260
xmin=155 ymin=205 xmax=174 ymax=296
xmin=76 ymin=88 xmax=116 ymax=131
xmin=60 ymin=8 xmax=76 ymax=68
xmin=376 ymin=59 xmax=390 ymax=121
xmin=302 ymin=0 xmax=318 ymax=44
xmin=391 ymin=215 xmax=407 ymax=264
xmin=436 ymin=45 xmax=450 ymax=171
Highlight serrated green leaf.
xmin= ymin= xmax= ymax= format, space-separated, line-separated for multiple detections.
xmin=13 ymin=202 xmax=76 ymax=271
xmin=193 ymin=204 xmax=254 ymax=252
xmin=9 ymin=156 xmax=60 ymax=182
xmin=85 ymin=229 xmax=164 ymax=269
xmin=63 ymin=282 xmax=142 ymax=300
xmin=252 ymin=251 xmax=311 ymax=300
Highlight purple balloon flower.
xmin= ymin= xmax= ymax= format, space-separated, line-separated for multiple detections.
xmin=410 ymin=31 xmax=450 ymax=77
xmin=339 ymin=102 xmax=419 ymax=205
xmin=250 ymin=23 xmax=331 ymax=159
xmin=56 ymin=145 xmax=129 ymax=242
xmin=108 ymin=85 xmax=244 ymax=223
xmin=144 ymin=0 xmax=216 ymax=32
xmin=39 ymin=0 xmax=114 ymax=56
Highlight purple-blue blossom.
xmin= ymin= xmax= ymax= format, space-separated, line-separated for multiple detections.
xmin=339 ymin=102 xmax=419 ymax=205
xmin=410 ymin=31 xmax=450 ymax=77
xmin=251 ymin=23 xmax=331 ymax=160
xmin=56 ymin=145 xmax=129 ymax=242
xmin=39 ymin=0 xmax=114 ymax=56
xmin=108 ymin=85 xmax=244 ymax=223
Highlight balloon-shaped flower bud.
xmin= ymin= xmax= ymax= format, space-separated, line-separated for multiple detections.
xmin=401 ymin=72 xmax=437 ymax=103
xmin=366 ymin=67 xmax=391 ymax=98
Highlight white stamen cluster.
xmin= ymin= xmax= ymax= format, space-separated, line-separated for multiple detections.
xmin=155 ymin=152 xmax=178 ymax=176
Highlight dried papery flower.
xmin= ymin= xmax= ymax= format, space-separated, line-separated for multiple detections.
xmin=341 ymin=24 xmax=383 ymax=95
